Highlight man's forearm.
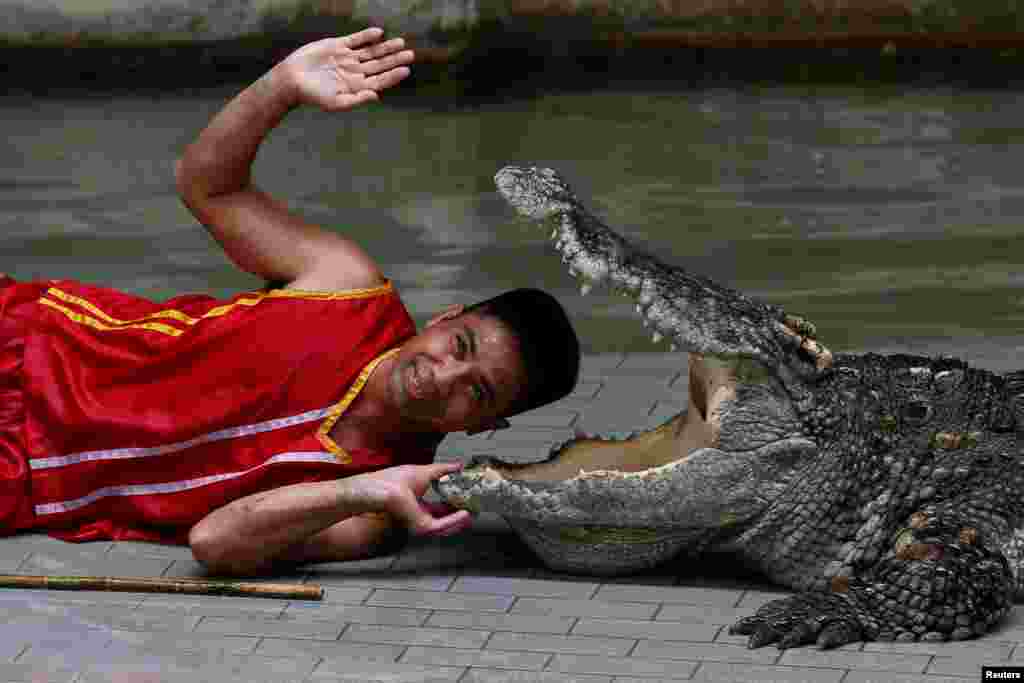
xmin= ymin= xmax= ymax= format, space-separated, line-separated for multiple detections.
xmin=188 ymin=477 xmax=381 ymax=575
xmin=172 ymin=63 xmax=332 ymax=283
xmin=176 ymin=67 xmax=295 ymax=200
xmin=172 ymin=32 xmax=412 ymax=287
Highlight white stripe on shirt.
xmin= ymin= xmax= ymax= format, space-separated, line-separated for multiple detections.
xmin=33 ymin=451 xmax=339 ymax=516
xmin=29 ymin=407 xmax=333 ymax=470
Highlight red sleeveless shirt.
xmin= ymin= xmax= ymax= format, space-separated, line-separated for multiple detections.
xmin=0 ymin=276 xmax=429 ymax=544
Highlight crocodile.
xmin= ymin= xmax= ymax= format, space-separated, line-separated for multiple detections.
xmin=434 ymin=165 xmax=1024 ymax=649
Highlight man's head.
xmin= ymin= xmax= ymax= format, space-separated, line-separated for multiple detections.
xmin=387 ymin=288 xmax=580 ymax=435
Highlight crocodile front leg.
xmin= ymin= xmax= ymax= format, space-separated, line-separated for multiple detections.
xmin=730 ymin=508 xmax=1015 ymax=648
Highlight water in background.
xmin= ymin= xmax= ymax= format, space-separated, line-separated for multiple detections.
xmin=2 ymin=85 xmax=1022 ymax=371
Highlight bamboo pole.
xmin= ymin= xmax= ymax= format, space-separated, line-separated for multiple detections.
xmin=0 ymin=574 xmax=323 ymax=601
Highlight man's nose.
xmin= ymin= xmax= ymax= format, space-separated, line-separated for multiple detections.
xmin=433 ymin=358 xmax=473 ymax=394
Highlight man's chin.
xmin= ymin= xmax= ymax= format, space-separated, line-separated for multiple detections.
xmin=405 ymin=401 xmax=447 ymax=425
xmin=387 ymin=360 xmax=449 ymax=427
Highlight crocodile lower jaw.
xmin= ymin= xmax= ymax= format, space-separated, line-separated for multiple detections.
xmin=444 ymin=352 xmax=739 ymax=486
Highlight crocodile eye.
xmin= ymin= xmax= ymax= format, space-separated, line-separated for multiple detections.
xmin=902 ymin=401 xmax=932 ymax=425
xmin=934 ymin=369 xmax=964 ymax=393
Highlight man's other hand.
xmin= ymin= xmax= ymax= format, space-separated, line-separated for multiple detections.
xmin=278 ymin=28 xmax=415 ymax=112
xmin=347 ymin=462 xmax=474 ymax=539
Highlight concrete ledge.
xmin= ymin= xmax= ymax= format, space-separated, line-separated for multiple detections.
xmin=3 ymin=1 xmax=1024 ymax=94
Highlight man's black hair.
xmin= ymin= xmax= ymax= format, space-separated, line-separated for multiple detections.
xmin=465 ymin=288 xmax=580 ymax=416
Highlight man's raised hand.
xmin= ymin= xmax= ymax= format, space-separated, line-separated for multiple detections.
xmin=279 ymin=28 xmax=415 ymax=112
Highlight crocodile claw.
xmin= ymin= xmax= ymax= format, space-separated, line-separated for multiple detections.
xmin=729 ymin=594 xmax=863 ymax=650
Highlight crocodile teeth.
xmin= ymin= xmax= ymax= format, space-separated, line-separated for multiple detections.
xmin=550 ymin=228 xmax=558 ymax=240
xmin=652 ymin=332 xmax=663 ymax=344
xmin=670 ymin=343 xmax=678 ymax=352
xmin=580 ymin=283 xmax=592 ymax=296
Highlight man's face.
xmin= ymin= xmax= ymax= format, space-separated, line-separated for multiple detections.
xmin=388 ymin=311 xmax=527 ymax=433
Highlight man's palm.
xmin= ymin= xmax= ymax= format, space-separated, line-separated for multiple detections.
xmin=284 ymin=28 xmax=414 ymax=112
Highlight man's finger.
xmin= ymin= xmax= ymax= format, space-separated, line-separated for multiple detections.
xmin=359 ymin=50 xmax=415 ymax=77
xmin=340 ymin=27 xmax=384 ymax=49
xmin=400 ymin=497 xmax=455 ymax=536
xmin=431 ymin=461 xmax=465 ymax=478
xmin=420 ymin=500 xmax=457 ymax=518
xmin=364 ymin=66 xmax=411 ymax=92
xmin=422 ymin=510 xmax=473 ymax=537
xmin=353 ymin=37 xmax=407 ymax=62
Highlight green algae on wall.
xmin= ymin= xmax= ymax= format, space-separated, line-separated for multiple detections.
xmin=2 ymin=0 xmax=1024 ymax=94
xmin=5 ymin=0 xmax=1023 ymax=45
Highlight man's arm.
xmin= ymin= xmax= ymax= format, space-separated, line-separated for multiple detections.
xmin=188 ymin=462 xmax=471 ymax=576
xmin=174 ymin=28 xmax=414 ymax=292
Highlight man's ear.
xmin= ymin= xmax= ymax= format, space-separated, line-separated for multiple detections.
xmin=425 ymin=304 xmax=465 ymax=329
xmin=466 ymin=417 xmax=511 ymax=436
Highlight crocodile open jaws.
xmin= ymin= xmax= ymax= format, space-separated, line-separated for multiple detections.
xmin=435 ymin=165 xmax=1024 ymax=649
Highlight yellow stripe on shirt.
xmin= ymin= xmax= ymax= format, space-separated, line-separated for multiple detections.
xmin=40 ymin=280 xmax=394 ymax=339
xmin=38 ymin=297 xmax=184 ymax=337
xmin=317 ymin=347 xmax=401 ymax=463
xmin=266 ymin=281 xmax=393 ymax=301
xmin=45 ymin=287 xmax=263 ymax=327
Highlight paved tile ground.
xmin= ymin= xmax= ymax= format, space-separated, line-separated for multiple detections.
xmin=0 ymin=353 xmax=1008 ymax=682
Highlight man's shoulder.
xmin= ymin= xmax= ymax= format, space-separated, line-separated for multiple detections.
xmin=285 ymin=255 xmax=387 ymax=294
xmin=267 ymin=274 xmax=400 ymax=305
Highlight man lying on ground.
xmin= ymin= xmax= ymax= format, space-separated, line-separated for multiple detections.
xmin=0 ymin=28 xmax=579 ymax=575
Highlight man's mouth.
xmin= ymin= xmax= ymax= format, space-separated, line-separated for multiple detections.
xmin=405 ymin=356 xmax=435 ymax=401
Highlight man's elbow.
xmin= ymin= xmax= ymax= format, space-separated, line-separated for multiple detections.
xmin=174 ymin=157 xmax=198 ymax=207
xmin=189 ymin=525 xmax=298 ymax=577
xmin=174 ymin=151 xmax=215 ymax=207
xmin=188 ymin=526 xmax=250 ymax=576
xmin=174 ymin=154 xmax=188 ymax=190
xmin=189 ymin=525 xmax=223 ymax=570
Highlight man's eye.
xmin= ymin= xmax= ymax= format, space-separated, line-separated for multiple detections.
xmin=456 ymin=336 xmax=467 ymax=357
xmin=471 ymin=385 xmax=483 ymax=402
